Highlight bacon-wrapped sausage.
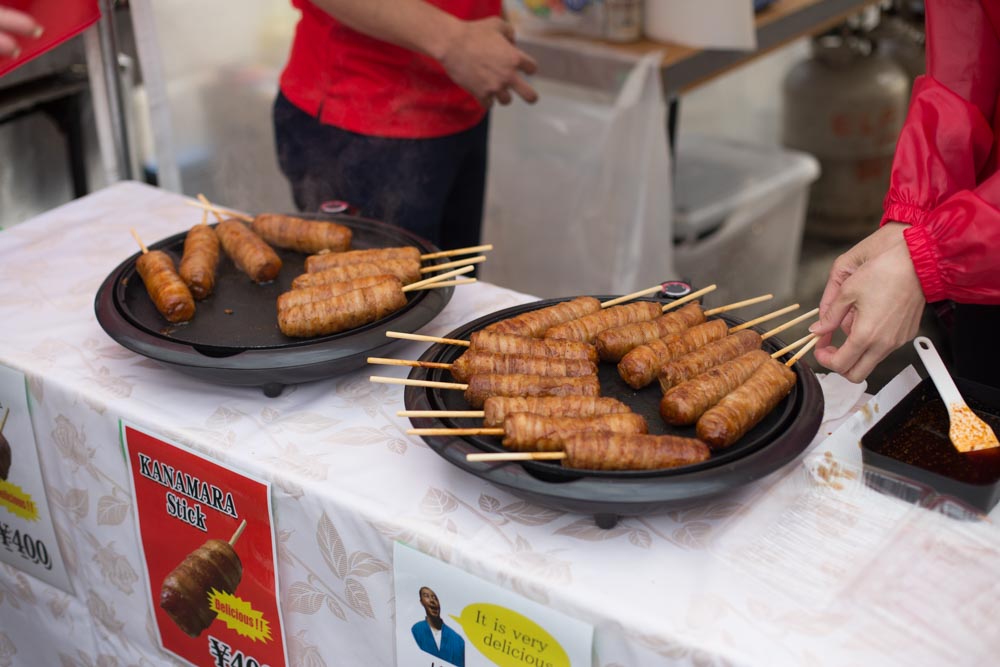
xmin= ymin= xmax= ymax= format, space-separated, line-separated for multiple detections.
xmin=291 ymin=258 xmax=421 ymax=289
xmin=617 ymin=319 xmax=729 ymax=389
xmin=469 ymin=330 xmax=599 ymax=364
xmin=277 ymin=274 xmax=395 ymax=311
xmin=595 ymin=303 xmax=706 ymax=361
xmin=178 ymin=224 xmax=220 ymax=300
xmin=482 ymin=396 xmax=631 ymax=428
xmin=483 ymin=297 xmax=601 ymax=338
xmin=660 ymin=350 xmax=771 ymax=425
xmin=252 ymin=213 xmax=352 ymax=253
xmin=136 ymin=250 xmax=195 ymax=323
xmin=160 ymin=538 xmax=242 ymax=638
xmin=450 ymin=351 xmax=597 ymax=384
xmin=216 ymin=219 xmax=282 ymax=283
xmin=278 ymin=277 xmax=407 ymax=337
xmin=501 ymin=413 xmax=648 ymax=451
xmin=0 ymin=432 xmax=10 ymax=481
xmin=305 ymin=246 xmax=420 ymax=273
xmin=464 ymin=373 xmax=600 ymax=409
xmin=696 ymin=359 xmax=797 ymax=449
xmin=658 ymin=330 xmax=763 ymax=392
xmin=544 ymin=301 xmax=662 ymax=343
xmin=559 ymin=432 xmax=711 ymax=470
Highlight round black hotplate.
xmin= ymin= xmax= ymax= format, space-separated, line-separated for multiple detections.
xmin=404 ymin=296 xmax=824 ymax=525
xmin=95 ymin=213 xmax=453 ymax=395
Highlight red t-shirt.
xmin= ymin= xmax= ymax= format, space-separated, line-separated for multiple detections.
xmin=280 ymin=0 xmax=500 ymax=139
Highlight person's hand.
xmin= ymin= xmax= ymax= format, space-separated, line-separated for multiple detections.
xmin=438 ymin=17 xmax=538 ymax=107
xmin=0 ymin=6 xmax=42 ymax=58
xmin=809 ymin=223 xmax=926 ymax=382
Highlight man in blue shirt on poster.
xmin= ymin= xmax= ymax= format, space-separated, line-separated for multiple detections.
xmin=411 ymin=586 xmax=465 ymax=666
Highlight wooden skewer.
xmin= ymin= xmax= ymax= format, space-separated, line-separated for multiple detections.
xmin=785 ymin=336 xmax=819 ymax=367
xmin=200 ymin=208 xmax=208 ymax=226
xmin=420 ymin=244 xmax=493 ymax=260
xmin=410 ymin=427 xmax=504 ymax=436
xmin=229 ymin=519 xmax=247 ymax=547
xmin=601 ymin=284 xmax=671 ymax=308
xmin=661 ymin=284 xmax=718 ymax=312
xmin=402 ymin=265 xmax=474 ymax=291
xmin=399 ymin=409 xmax=484 ymax=418
xmin=418 ymin=279 xmax=477 ymax=289
xmin=703 ymin=294 xmax=773 ymax=316
xmin=0 ymin=407 xmax=9 ymax=435
xmin=196 ymin=194 xmax=230 ymax=223
xmin=186 ymin=199 xmax=253 ymax=223
xmin=759 ymin=308 xmax=819 ymax=341
xmin=367 ymin=357 xmax=452 ymax=370
xmin=771 ymin=333 xmax=818 ymax=359
xmin=418 ymin=255 xmax=486 ymax=274
xmin=728 ymin=304 xmax=799 ymax=333
xmin=467 ymin=452 xmax=565 ymax=462
xmin=370 ymin=376 xmax=467 ymax=390
xmin=386 ymin=331 xmax=470 ymax=347
xmin=130 ymin=228 xmax=149 ymax=254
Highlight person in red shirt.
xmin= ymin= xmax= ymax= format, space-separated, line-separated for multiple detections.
xmin=810 ymin=0 xmax=1000 ymax=386
xmin=0 ymin=5 xmax=42 ymax=58
xmin=274 ymin=0 xmax=538 ymax=250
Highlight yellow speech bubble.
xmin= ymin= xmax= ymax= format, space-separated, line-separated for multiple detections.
xmin=207 ymin=589 xmax=272 ymax=642
xmin=450 ymin=603 xmax=569 ymax=667
xmin=0 ymin=480 xmax=38 ymax=521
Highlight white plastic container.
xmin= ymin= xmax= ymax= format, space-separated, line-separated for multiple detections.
xmin=672 ymin=134 xmax=820 ymax=316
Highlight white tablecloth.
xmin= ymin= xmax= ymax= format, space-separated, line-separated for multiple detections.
xmin=1 ymin=182 xmax=998 ymax=667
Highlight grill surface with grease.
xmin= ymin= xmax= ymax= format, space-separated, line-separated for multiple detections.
xmin=95 ymin=213 xmax=453 ymax=396
xmin=404 ymin=296 xmax=824 ymax=526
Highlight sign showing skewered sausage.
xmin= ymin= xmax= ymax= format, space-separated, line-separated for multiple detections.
xmin=122 ymin=423 xmax=288 ymax=667
xmin=0 ymin=364 xmax=72 ymax=593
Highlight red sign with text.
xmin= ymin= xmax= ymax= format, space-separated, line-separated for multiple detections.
xmin=0 ymin=1 xmax=101 ymax=78
xmin=123 ymin=423 xmax=288 ymax=667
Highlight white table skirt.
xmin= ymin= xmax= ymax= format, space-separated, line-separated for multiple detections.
xmin=1 ymin=182 xmax=997 ymax=667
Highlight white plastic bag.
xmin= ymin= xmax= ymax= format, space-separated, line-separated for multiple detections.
xmin=481 ymin=52 xmax=675 ymax=297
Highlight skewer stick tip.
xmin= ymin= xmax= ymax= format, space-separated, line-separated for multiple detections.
xmin=0 ymin=407 xmax=9 ymax=435
xmin=229 ymin=519 xmax=247 ymax=547
xmin=785 ymin=335 xmax=820 ymax=367
xmin=130 ymin=228 xmax=149 ymax=254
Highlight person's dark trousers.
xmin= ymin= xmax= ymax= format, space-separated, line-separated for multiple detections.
xmin=951 ymin=303 xmax=1000 ymax=389
xmin=273 ymin=91 xmax=488 ymax=251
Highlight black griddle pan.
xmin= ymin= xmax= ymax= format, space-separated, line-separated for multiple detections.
xmin=95 ymin=213 xmax=453 ymax=396
xmin=404 ymin=296 xmax=824 ymax=526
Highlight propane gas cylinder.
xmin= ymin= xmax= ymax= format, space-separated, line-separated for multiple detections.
xmin=783 ymin=33 xmax=910 ymax=241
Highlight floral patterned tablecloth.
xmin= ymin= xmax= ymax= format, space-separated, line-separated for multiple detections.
xmin=1 ymin=182 xmax=998 ymax=667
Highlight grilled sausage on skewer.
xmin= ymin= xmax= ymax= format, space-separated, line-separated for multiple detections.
xmin=482 ymin=396 xmax=631 ymax=428
xmin=136 ymin=250 xmax=196 ymax=323
xmin=618 ymin=319 xmax=729 ymax=389
xmin=278 ymin=277 xmax=408 ymax=337
xmin=216 ymin=219 xmax=282 ymax=283
xmin=252 ymin=213 xmax=352 ymax=253
xmin=501 ymin=413 xmax=648 ymax=451
xmin=305 ymin=246 xmax=420 ymax=273
xmin=660 ymin=350 xmax=771 ymax=425
xmin=464 ymin=374 xmax=600 ymax=409
xmin=559 ymin=432 xmax=711 ymax=470
xmin=178 ymin=224 xmax=220 ymax=300
xmin=291 ymin=258 xmax=421 ymax=289
xmin=160 ymin=539 xmax=242 ymax=638
xmin=658 ymin=330 xmax=763 ymax=392
xmin=544 ymin=301 xmax=662 ymax=343
xmin=278 ymin=274 xmax=396 ymax=311
xmin=696 ymin=359 xmax=797 ymax=449
xmin=468 ymin=330 xmax=599 ymax=364
xmin=483 ymin=297 xmax=602 ymax=338
xmin=450 ymin=351 xmax=597 ymax=384
xmin=595 ymin=303 xmax=707 ymax=362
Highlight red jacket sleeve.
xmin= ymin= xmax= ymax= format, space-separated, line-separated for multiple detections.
xmin=880 ymin=0 xmax=999 ymax=226
xmin=904 ymin=171 xmax=1000 ymax=303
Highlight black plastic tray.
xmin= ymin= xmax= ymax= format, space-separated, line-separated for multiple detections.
xmin=95 ymin=213 xmax=453 ymax=396
xmin=861 ymin=376 xmax=1000 ymax=513
xmin=404 ymin=296 xmax=825 ymax=526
